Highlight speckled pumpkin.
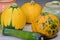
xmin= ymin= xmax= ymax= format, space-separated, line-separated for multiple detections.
xmin=21 ymin=0 xmax=42 ymax=23
xmin=1 ymin=3 xmax=26 ymax=30
xmin=32 ymin=12 xmax=59 ymax=38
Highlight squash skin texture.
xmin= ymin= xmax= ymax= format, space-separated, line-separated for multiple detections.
xmin=32 ymin=13 xmax=59 ymax=38
xmin=1 ymin=5 xmax=26 ymax=30
xmin=21 ymin=2 xmax=42 ymax=23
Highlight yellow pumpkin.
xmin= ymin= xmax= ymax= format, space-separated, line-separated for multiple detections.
xmin=32 ymin=12 xmax=59 ymax=38
xmin=21 ymin=0 xmax=42 ymax=23
xmin=1 ymin=3 xmax=26 ymax=30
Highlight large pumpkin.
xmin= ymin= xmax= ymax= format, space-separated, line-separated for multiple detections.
xmin=1 ymin=3 xmax=26 ymax=30
xmin=32 ymin=12 xmax=59 ymax=38
xmin=21 ymin=0 xmax=42 ymax=23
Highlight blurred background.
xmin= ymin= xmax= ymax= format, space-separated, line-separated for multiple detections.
xmin=16 ymin=0 xmax=60 ymax=7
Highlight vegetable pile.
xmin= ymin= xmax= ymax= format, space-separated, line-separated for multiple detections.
xmin=0 ymin=0 xmax=60 ymax=40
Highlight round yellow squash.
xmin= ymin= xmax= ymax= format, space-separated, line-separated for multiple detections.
xmin=1 ymin=3 xmax=26 ymax=30
xmin=32 ymin=12 xmax=59 ymax=38
xmin=21 ymin=0 xmax=42 ymax=23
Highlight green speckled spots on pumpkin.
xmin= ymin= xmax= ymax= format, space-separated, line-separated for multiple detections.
xmin=55 ymin=29 xmax=58 ymax=33
xmin=52 ymin=30 xmax=56 ymax=35
xmin=41 ymin=12 xmax=48 ymax=16
xmin=48 ymin=17 xmax=57 ymax=29
xmin=47 ymin=30 xmax=51 ymax=34
xmin=48 ymin=17 xmax=54 ymax=24
xmin=42 ymin=23 xmax=46 ymax=29
xmin=42 ymin=23 xmax=45 ymax=27
xmin=50 ymin=23 xmax=57 ymax=29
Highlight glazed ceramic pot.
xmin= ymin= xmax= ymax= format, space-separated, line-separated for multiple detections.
xmin=42 ymin=1 xmax=60 ymax=21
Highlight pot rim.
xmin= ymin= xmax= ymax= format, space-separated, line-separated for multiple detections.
xmin=0 ymin=0 xmax=16 ymax=3
xmin=45 ymin=1 xmax=60 ymax=9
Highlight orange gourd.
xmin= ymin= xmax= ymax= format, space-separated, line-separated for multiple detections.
xmin=32 ymin=12 xmax=59 ymax=38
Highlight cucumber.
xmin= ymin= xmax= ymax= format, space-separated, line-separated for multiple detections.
xmin=3 ymin=28 xmax=42 ymax=40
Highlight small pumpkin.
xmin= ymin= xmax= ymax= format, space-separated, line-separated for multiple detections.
xmin=21 ymin=0 xmax=42 ymax=23
xmin=1 ymin=3 xmax=26 ymax=30
xmin=32 ymin=12 xmax=59 ymax=38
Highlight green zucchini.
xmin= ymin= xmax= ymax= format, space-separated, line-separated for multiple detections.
xmin=3 ymin=28 xmax=42 ymax=40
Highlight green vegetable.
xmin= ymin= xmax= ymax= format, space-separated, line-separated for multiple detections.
xmin=3 ymin=28 xmax=42 ymax=40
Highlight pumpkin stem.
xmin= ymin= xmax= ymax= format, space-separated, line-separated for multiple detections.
xmin=10 ymin=3 xmax=18 ymax=8
xmin=10 ymin=3 xmax=18 ymax=13
xmin=31 ymin=0 xmax=35 ymax=5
